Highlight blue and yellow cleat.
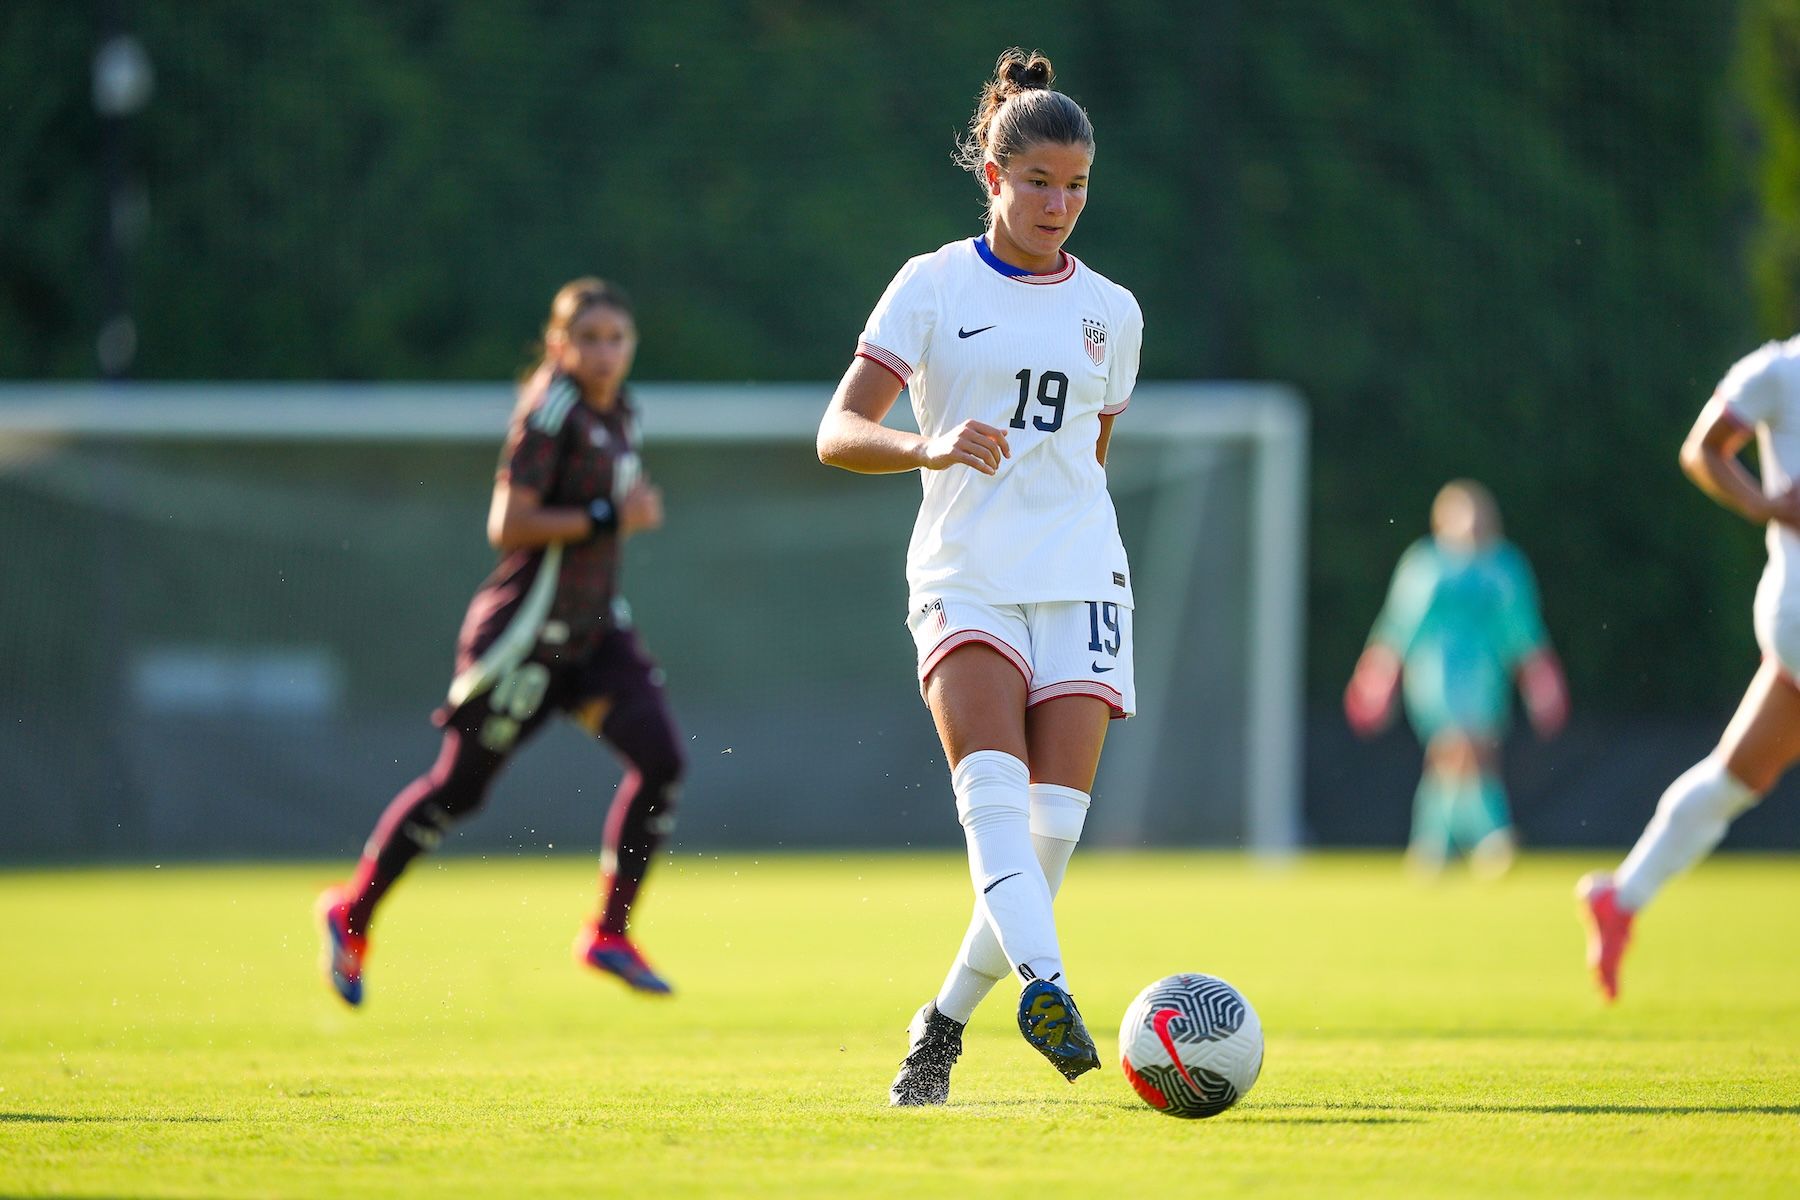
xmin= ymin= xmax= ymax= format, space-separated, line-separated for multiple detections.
xmin=577 ymin=925 xmax=674 ymax=995
xmin=315 ymin=887 xmax=367 ymax=1008
xmin=1017 ymin=978 xmax=1100 ymax=1082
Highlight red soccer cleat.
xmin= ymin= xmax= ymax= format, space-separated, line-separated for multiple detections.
xmin=316 ymin=886 xmax=368 ymax=1008
xmin=575 ymin=925 xmax=673 ymax=995
xmin=1576 ymin=872 xmax=1634 ymax=1003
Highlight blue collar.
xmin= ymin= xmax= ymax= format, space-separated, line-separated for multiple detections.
xmin=972 ymin=235 xmax=1033 ymax=277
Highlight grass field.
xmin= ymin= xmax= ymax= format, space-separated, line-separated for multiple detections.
xmin=1 ymin=851 xmax=1796 ymax=1198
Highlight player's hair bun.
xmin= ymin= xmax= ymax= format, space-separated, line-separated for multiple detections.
xmin=997 ymin=48 xmax=1054 ymax=95
xmin=953 ymin=48 xmax=1094 ymax=190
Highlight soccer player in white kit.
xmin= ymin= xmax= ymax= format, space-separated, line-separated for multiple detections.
xmin=817 ymin=48 xmax=1143 ymax=1103
xmin=1579 ymin=337 xmax=1800 ymax=1001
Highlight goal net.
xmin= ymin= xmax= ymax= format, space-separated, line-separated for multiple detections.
xmin=0 ymin=382 xmax=1305 ymax=861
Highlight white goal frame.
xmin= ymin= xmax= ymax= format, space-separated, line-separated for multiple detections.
xmin=0 ymin=380 xmax=1307 ymax=853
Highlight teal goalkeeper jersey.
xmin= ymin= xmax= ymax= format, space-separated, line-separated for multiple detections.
xmin=1369 ymin=539 xmax=1549 ymax=736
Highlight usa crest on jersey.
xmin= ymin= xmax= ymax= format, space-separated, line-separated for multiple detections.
xmin=1083 ymin=317 xmax=1108 ymax=366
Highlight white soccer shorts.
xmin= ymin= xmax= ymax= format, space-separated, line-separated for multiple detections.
xmin=1754 ymin=557 xmax=1800 ymax=679
xmin=905 ymin=595 xmax=1136 ymax=718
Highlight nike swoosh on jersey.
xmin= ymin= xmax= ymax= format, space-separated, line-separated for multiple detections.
xmin=1092 ymin=662 xmax=1116 ymax=673
xmin=957 ymin=325 xmax=997 ymax=339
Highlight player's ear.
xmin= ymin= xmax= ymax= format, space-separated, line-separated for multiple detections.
xmin=984 ymin=160 xmax=1002 ymax=196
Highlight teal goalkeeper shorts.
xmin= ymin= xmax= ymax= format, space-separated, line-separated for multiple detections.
xmin=1401 ymin=648 xmax=1510 ymax=741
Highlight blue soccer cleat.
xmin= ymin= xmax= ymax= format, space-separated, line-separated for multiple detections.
xmin=1017 ymin=978 xmax=1100 ymax=1082
xmin=577 ymin=925 xmax=674 ymax=995
xmin=315 ymin=887 xmax=367 ymax=1008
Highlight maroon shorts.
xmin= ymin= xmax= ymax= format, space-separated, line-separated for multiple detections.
xmin=433 ymin=625 xmax=667 ymax=756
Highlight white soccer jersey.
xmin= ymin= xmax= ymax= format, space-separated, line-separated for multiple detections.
xmin=856 ymin=236 xmax=1143 ymax=608
xmin=1715 ymin=336 xmax=1800 ymax=671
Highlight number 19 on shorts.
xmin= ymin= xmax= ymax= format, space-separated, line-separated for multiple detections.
xmin=1088 ymin=601 xmax=1121 ymax=657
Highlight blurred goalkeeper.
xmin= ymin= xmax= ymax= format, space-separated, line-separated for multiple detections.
xmin=1345 ymin=480 xmax=1569 ymax=876
xmin=316 ymin=277 xmax=685 ymax=1005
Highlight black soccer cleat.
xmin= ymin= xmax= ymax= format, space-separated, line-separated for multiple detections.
xmin=889 ymin=1002 xmax=965 ymax=1106
xmin=1017 ymin=978 xmax=1100 ymax=1082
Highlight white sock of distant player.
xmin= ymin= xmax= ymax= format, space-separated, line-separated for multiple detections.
xmin=949 ymin=750 xmax=1064 ymax=988
xmin=1613 ymin=756 xmax=1760 ymax=912
xmin=936 ymin=782 xmax=1088 ymax=1022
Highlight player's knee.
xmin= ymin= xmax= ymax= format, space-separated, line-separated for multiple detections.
xmin=426 ymin=729 xmax=507 ymax=820
xmin=1028 ymin=783 xmax=1090 ymax=844
xmin=635 ymin=722 xmax=685 ymax=789
xmin=606 ymin=698 xmax=685 ymax=787
xmin=1660 ymin=757 xmax=1761 ymax=827
xmin=952 ymin=750 xmax=1031 ymax=832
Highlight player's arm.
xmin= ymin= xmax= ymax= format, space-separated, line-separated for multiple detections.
xmin=487 ymin=479 xmax=660 ymax=550
xmin=1679 ymin=396 xmax=1800 ymax=528
xmin=1345 ymin=545 xmax=1436 ymax=737
xmin=1096 ymin=412 xmax=1116 ymax=466
xmin=1517 ymin=647 xmax=1569 ymax=738
xmin=816 ymin=357 xmax=1010 ymax=475
xmin=487 ymin=481 xmax=589 ymax=550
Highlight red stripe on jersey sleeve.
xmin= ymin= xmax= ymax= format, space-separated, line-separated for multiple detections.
xmin=855 ymin=341 xmax=912 ymax=385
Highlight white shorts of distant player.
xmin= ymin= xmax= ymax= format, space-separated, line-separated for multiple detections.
xmin=906 ymin=595 xmax=1136 ymax=718
xmin=1753 ymin=534 xmax=1800 ymax=679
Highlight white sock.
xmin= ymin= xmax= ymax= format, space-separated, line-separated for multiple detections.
xmin=935 ymin=783 xmax=1088 ymax=1023
xmin=949 ymin=751 xmax=1064 ymax=990
xmin=1614 ymin=756 xmax=1759 ymax=912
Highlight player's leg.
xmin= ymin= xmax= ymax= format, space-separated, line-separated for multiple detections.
xmin=956 ymin=600 xmax=1126 ymax=1082
xmin=1464 ymin=738 xmax=1517 ymax=879
xmin=1405 ymin=758 xmax=1455 ymax=877
xmin=318 ymin=720 xmax=514 ymax=1005
xmin=933 ymin=782 xmax=1094 ymax=1023
xmin=1400 ymin=673 xmax=1457 ymax=875
xmin=925 ymin=704 xmax=1104 ymax=1023
xmin=924 ymin=643 xmax=1059 ymax=981
xmin=891 ymin=643 xmax=1046 ymax=1101
xmin=1008 ymin=694 xmax=1111 ymax=1079
xmin=1580 ymin=658 xmax=1797 ymax=1000
xmin=902 ymin=779 xmax=1094 ymax=1104
xmin=1434 ymin=733 xmax=1514 ymax=877
xmin=573 ymin=633 xmax=686 ymax=994
xmin=318 ymin=664 xmax=558 ymax=1006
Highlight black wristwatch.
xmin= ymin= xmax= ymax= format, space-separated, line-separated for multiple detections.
xmin=588 ymin=497 xmax=618 ymax=537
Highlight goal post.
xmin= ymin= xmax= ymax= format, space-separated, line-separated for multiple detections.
xmin=0 ymin=381 xmax=1306 ymax=859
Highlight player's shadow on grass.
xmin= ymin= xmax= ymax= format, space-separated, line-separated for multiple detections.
xmin=0 ymin=1112 xmax=225 ymax=1124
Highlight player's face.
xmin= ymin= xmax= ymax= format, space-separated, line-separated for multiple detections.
xmin=552 ymin=304 xmax=637 ymax=399
xmin=986 ymin=141 xmax=1092 ymax=272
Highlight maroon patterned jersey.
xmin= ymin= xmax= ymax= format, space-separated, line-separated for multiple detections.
xmin=448 ymin=368 xmax=642 ymax=691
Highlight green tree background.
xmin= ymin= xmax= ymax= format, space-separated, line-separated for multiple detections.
xmin=5 ymin=0 xmax=1797 ymax=712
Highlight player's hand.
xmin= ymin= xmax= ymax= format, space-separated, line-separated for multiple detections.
xmin=1344 ymin=644 xmax=1400 ymax=737
xmin=619 ymin=481 xmax=663 ymax=535
xmin=1519 ymin=650 xmax=1569 ymax=739
xmin=1764 ymin=487 xmax=1800 ymax=533
xmin=921 ymin=420 xmax=1011 ymax=474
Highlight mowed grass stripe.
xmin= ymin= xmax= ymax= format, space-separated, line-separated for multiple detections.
xmin=0 ymin=852 xmax=1794 ymax=1198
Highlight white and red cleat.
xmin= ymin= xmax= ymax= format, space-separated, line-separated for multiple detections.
xmin=1576 ymin=872 xmax=1634 ymax=1003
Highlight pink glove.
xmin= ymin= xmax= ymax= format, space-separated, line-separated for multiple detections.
xmin=1519 ymin=650 xmax=1569 ymax=738
xmin=1345 ymin=645 xmax=1401 ymax=737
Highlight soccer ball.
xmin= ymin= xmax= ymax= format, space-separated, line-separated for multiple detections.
xmin=1118 ymin=973 xmax=1263 ymax=1119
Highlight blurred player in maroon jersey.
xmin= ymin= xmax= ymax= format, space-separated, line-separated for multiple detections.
xmin=317 ymin=277 xmax=685 ymax=1005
